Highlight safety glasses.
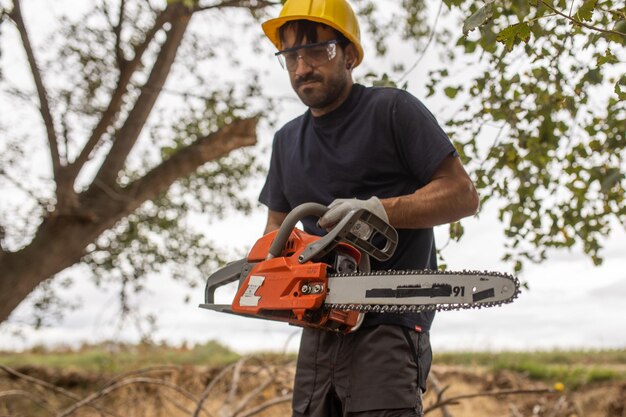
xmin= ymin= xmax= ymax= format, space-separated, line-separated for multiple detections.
xmin=275 ymin=40 xmax=338 ymax=71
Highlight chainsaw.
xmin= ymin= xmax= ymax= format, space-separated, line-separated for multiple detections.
xmin=200 ymin=203 xmax=520 ymax=333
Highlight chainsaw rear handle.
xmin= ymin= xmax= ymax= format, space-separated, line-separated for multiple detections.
xmin=267 ymin=202 xmax=398 ymax=263
xmin=204 ymin=258 xmax=253 ymax=304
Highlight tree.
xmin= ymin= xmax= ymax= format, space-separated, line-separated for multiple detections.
xmin=0 ymin=0 xmax=273 ymax=325
xmin=418 ymin=0 xmax=625 ymax=270
xmin=360 ymin=0 xmax=625 ymax=271
xmin=0 ymin=0 xmax=624 ymax=330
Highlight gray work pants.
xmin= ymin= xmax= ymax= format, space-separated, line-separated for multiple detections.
xmin=292 ymin=324 xmax=432 ymax=417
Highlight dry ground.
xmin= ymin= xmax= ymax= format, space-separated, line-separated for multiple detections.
xmin=1 ymin=360 xmax=625 ymax=417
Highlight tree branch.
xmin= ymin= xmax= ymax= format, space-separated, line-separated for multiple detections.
xmin=424 ymin=387 xmax=558 ymax=414
xmin=120 ymin=117 xmax=257 ymax=209
xmin=235 ymin=394 xmax=293 ymax=417
xmin=233 ymin=379 xmax=273 ymax=415
xmin=100 ymin=364 xmax=181 ymax=388
xmin=114 ymin=0 xmax=126 ymax=67
xmin=69 ymin=5 xmax=175 ymax=181
xmin=193 ymin=361 xmax=240 ymax=417
xmin=56 ymin=377 xmax=209 ymax=417
xmin=398 ymin=0 xmax=445 ymax=84
xmin=0 ymin=365 xmax=123 ymax=417
xmin=541 ymin=1 xmax=626 ymax=37
xmin=194 ymin=0 xmax=280 ymax=12
xmin=0 ymin=389 xmax=54 ymax=415
xmin=426 ymin=372 xmax=455 ymax=417
xmin=160 ymin=391 xmax=195 ymax=414
xmin=226 ymin=358 xmax=247 ymax=405
xmin=91 ymin=3 xmax=192 ymax=187
xmin=10 ymin=0 xmax=61 ymax=176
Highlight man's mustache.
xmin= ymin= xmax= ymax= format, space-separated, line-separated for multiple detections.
xmin=295 ymin=74 xmax=323 ymax=87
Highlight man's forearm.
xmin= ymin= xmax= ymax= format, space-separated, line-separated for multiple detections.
xmin=381 ymin=176 xmax=479 ymax=229
xmin=381 ymin=156 xmax=479 ymax=229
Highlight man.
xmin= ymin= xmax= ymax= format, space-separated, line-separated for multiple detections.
xmin=259 ymin=0 xmax=479 ymax=416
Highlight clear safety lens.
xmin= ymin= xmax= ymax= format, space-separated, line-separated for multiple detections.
xmin=276 ymin=40 xmax=338 ymax=71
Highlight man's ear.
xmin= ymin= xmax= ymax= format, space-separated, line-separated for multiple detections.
xmin=344 ymin=43 xmax=358 ymax=70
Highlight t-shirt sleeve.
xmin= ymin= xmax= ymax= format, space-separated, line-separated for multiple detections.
xmin=391 ymin=91 xmax=457 ymax=185
xmin=258 ymin=134 xmax=291 ymax=213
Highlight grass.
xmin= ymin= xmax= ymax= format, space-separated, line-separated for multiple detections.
xmin=0 ymin=340 xmax=240 ymax=374
xmin=434 ymin=349 xmax=626 ymax=389
xmin=1 ymin=342 xmax=624 ymax=389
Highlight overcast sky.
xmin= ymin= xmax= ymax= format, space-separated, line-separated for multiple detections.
xmin=1 ymin=0 xmax=625 ymax=353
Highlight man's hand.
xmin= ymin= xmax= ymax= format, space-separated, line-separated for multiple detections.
xmin=318 ymin=197 xmax=388 ymax=230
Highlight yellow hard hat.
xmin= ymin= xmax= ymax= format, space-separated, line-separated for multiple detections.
xmin=262 ymin=0 xmax=364 ymax=67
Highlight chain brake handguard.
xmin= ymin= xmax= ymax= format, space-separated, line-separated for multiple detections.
xmin=298 ymin=208 xmax=398 ymax=264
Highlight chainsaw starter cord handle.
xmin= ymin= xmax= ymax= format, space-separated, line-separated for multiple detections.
xmin=267 ymin=202 xmax=328 ymax=259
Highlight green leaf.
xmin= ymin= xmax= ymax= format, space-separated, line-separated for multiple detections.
xmin=575 ymin=0 xmax=598 ymax=22
xmin=496 ymin=23 xmax=531 ymax=51
xmin=444 ymin=86 xmax=462 ymax=98
xmin=582 ymin=68 xmax=603 ymax=85
xmin=463 ymin=3 xmax=495 ymax=36
xmin=600 ymin=168 xmax=623 ymax=193
xmin=478 ymin=22 xmax=498 ymax=52
xmin=449 ymin=222 xmax=465 ymax=241
xmin=443 ymin=0 xmax=465 ymax=9
xmin=456 ymin=36 xmax=478 ymax=53
xmin=597 ymin=49 xmax=618 ymax=67
xmin=615 ymin=82 xmax=626 ymax=100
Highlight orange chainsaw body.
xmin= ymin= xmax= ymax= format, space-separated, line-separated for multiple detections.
xmin=231 ymin=228 xmax=363 ymax=332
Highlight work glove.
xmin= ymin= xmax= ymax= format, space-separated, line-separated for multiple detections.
xmin=318 ymin=197 xmax=388 ymax=230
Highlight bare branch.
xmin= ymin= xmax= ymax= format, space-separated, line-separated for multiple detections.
xmin=9 ymin=0 xmax=61 ymax=175
xmin=0 ymin=389 xmax=54 ymax=415
xmin=56 ymin=377 xmax=208 ymax=417
xmin=69 ymin=5 xmax=175 ymax=180
xmin=101 ymin=364 xmax=182 ymax=388
xmin=193 ymin=361 xmax=240 ymax=417
xmin=0 ymin=365 xmax=123 ymax=417
xmin=398 ymin=0 xmax=445 ymax=84
xmin=424 ymin=387 xmax=559 ymax=414
xmin=233 ymin=378 xmax=273 ymax=415
xmin=92 ymin=3 xmax=192 ymax=187
xmin=427 ymin=372 xmax=455 ymax=417
xmin=60 ymin=93 xmax=72 ymax=163
xmin=222 ymin=357 xmax=293 ymax=417
xmin=226 ymin=358 xmax=247 ymax=405
xmin=160 ymin=391 xmax=195 ymax=414
xmin=194 ymin=0 xmax=280 ymax=12
xmin=119 ymin=116 xmax=257 ymax=209
xmin=114 ymin=0 xmax=126 ymax=67
xmin=235 ymin=394 xmax=293 ymax=417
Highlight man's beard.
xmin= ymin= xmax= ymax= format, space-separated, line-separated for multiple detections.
xmin=293 ymin=69 xmax=349 ymax=111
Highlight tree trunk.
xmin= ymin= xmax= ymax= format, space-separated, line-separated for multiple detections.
xmin=0 ymin=214 xmax=112 ymax=323
xmin=0 ymin=117 xmax=258 ymax=324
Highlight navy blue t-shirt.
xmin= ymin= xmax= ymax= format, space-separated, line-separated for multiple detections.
xmin=259 ymin=83 xmax=456 ymax=331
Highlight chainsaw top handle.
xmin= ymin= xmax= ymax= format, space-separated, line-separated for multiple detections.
xmin=267 ymin=203 xmax=327 ymax=259
xmin=267 ymin=202 xmax=398 ymax=263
